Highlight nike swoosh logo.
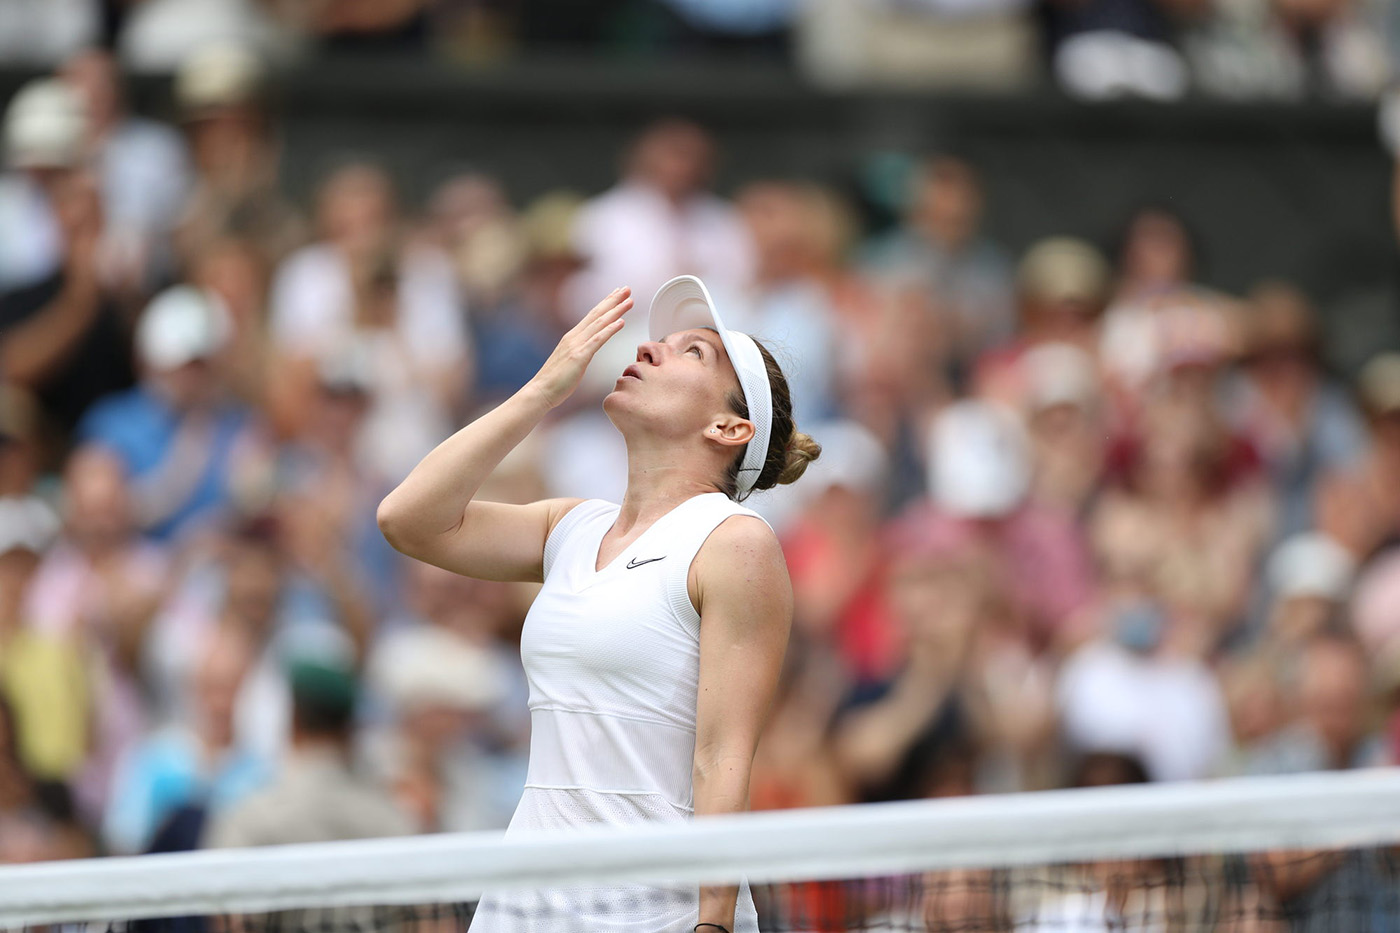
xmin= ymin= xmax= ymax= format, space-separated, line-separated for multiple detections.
xmin=625 ymin=556 xmax=666 ymax=570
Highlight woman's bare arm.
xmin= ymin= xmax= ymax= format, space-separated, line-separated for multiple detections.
xmin=377 ymin=287 xmax=632 ymax=581
xmin=690 ymin=515 xmax=792 ymax=929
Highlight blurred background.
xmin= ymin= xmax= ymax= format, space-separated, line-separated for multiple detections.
xmin=0 ymin=0 xmax=1398 ymax=875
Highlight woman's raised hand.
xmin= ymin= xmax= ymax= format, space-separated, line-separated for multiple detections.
xmin=527 ymin=287 xmax=634 ymax=409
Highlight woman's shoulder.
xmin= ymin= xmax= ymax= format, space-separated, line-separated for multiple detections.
xmin=693 ymin=506 xmax=784 ymax=574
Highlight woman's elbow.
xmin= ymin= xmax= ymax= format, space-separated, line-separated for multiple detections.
xmin=376 ymin=494 xmax=413 ymax=552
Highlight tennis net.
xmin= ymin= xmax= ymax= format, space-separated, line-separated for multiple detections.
xmin=1 ymin=769 xmax=1398 ymax=932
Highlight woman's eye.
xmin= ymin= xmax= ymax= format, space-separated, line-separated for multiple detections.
xmin=688 ymin=346 xmax=702 ymax=357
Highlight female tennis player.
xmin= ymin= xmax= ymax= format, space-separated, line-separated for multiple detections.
xmin=378 ymin=276 xmax=819 ymax=933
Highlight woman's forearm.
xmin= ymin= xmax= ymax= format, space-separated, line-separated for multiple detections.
xmin=378 ymin=288 xmax=631 ymax=551
xmin=693 ymin=751 xmax=753 ymax=928
xmin=377 ymin=384 xmax=552 ymax=546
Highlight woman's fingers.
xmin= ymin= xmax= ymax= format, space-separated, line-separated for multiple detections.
xmin=580 ymin=287 xmax=632 ymax=328
xmin=580 ymin=294 xmax=634 ymax=341
xmin=587 ymin=316 xmax=628 ymax=349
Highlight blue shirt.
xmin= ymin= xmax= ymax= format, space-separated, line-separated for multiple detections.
xmin=77 ymin=386 xmax=252 ymax=541
xmin=103 ymin=728 xmax=270 ymax=855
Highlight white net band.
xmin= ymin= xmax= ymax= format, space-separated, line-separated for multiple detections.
xmin=1 ymin=768 xmax=1398 ymax=927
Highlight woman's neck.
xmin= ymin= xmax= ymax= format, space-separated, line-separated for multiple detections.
xmin=616 ymin=441 xmax=724 ymax=531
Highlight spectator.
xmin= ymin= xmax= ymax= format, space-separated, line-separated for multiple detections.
xmin=103 ymin=621 xmax=270 ymax=854
xmin=424 ymin=172 xmax=526 ymax=313
xmin=864 ymin=156 xmax=1016 ymax=370
xmin=0 ymin=694 xmax=91 ymax=863
xmin=567 ymin=119 xmax=754 ymax=395
xmin=270 ymin=343 xmax=398 ymax=617
xmin=464 ymin=190 xmax=579 ymax=404
xmin=831 ymin=550 xmax=989 ymax=802
xmin=148 ymin=505 xmax=375 ymax=765
xmin=1314 ymin=353 xmax=1400 ymax=561
xmin=0 ymin=82 xmax=136 ymax=445
xmin=0 ymin=495 xmax=63 ymax=784
xmin=1247 ymin=634 xmax=1384 ymax=774
xmin=203 ymin=647 xmax=412 ymax=847
xmin=736 ymin=180 xmax=843 ymax=421
xmin=1013 ymin=752 xmax=1186 ymax=932
xmin=776 ymin=420 xmax=895 ymax=682
xmin=1097 ymin=214 xmax=1232 ymax=403
xmin=1020 ymin=342 xmax=1108 ymax=517
xmin=378 ymin=560 xmax=530 ymax=758
xmin=1258 ymin=532 xmax=1354 ymax=650
xmin=973 ymin=237 xmax=1111 ymax=414
xmin=0 ymin=78 xmax=81 ymax=291
xmin=1226 ymin=281 xmax=1367 ymax=541
xmin=1055 ymin=597 xmax=1231 ymax=782
xmin=749 ymin=636 xmax=852 ymax=812
xmin=17 ymin=446 xmax=170 ymax=826
xmin=367 ymin=624 xmax=510 ymax=832
xmin=1215 ymin=654 xmax=1288 ymax=778
xmin=1091 ymin=310 xmax=1271 ymax=650
xmin=190 ymin=236 xmax=274 ymax=413
xmin=1114 ymin=207 xmax=1198 ymax=303
xmin=894 ymin=400 xmax=1097 ymax=645
xmin=173 ymin=43 xmax=305 ymax=267
xmin=61 ymin=48 xmax=191 ymax=296
xmin=269 ymin=162 xmax=469 ymax=482
xmin=77 ymin=285 xmax=260 ymax=542
xmin=1244 ymin=634 xmax=1392 ymax=932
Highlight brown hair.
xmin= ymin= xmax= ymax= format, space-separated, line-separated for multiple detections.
xmin=718 ymin=339 xmax=821 ymax=502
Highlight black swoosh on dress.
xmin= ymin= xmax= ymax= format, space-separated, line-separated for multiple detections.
xmin=625 ymin=556 xmax=666 ymax=569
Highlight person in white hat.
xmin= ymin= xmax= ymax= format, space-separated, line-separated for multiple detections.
xmin=0 ymin=80 xmax=140 ymax=438
xmin=379 ymin=278 xmax=820 ymax=933
xmin=75 ymin=285 xmax=255 ymax=540
xmin=0 ymin=78 xmax=86 ymax=291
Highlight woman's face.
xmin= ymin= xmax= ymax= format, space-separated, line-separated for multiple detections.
xmin=604 ymin=328 xmax=749 ymax=449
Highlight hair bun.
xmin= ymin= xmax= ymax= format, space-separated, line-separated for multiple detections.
xmin=776 ymin=431 xmax=821 ymax=487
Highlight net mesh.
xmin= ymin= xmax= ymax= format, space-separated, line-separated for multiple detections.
xmin=3 ymin=770 xmax=1399 ymax=933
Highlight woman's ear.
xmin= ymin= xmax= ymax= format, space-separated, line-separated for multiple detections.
xmin=707 ymin=418 xmax=755 ymax=449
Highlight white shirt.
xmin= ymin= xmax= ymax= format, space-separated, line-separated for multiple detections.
xmin=0 ymin=173 xmax=61 ymax=291
xmin=470 ymin=494 xmax=766 ymax=932
xmin=269 ymin=241 xmax=468 ymax=480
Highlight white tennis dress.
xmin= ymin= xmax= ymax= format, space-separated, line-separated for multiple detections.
xmin=469 ymin=493 xmax=765 ymax=933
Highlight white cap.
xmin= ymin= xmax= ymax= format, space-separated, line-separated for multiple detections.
xmin=649 ymin=275 xmax=772 ymax=497
xmin=175 ymin=42 xmax=264 ymax=113
xmin=4 ymin=79 xmax=86 ymax=169
xmin=1267 ymin=533 xmax=1355 ymax=602
xmin=371 ymin=627 xmax=507 ymax=714
xmin=136 ymin=286 xmax=232 ymax=371
xmin=798 ymin=419 xmax=887 ymax=497
xmin=928 ymin=400 xmax=1030 ymax=518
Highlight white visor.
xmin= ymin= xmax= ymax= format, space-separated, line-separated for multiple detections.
xmin=648 ymin=275 xmax=772 ymax=497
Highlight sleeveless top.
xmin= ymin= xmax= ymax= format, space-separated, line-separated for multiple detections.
xmin=469 ymin=493 xmax=767 ymax=933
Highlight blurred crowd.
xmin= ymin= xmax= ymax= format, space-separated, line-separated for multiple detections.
xmin=1 ymin=0 xmax=1398 ymax=100
xmin=1 ymin=37 xmax=1399 ymax=907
